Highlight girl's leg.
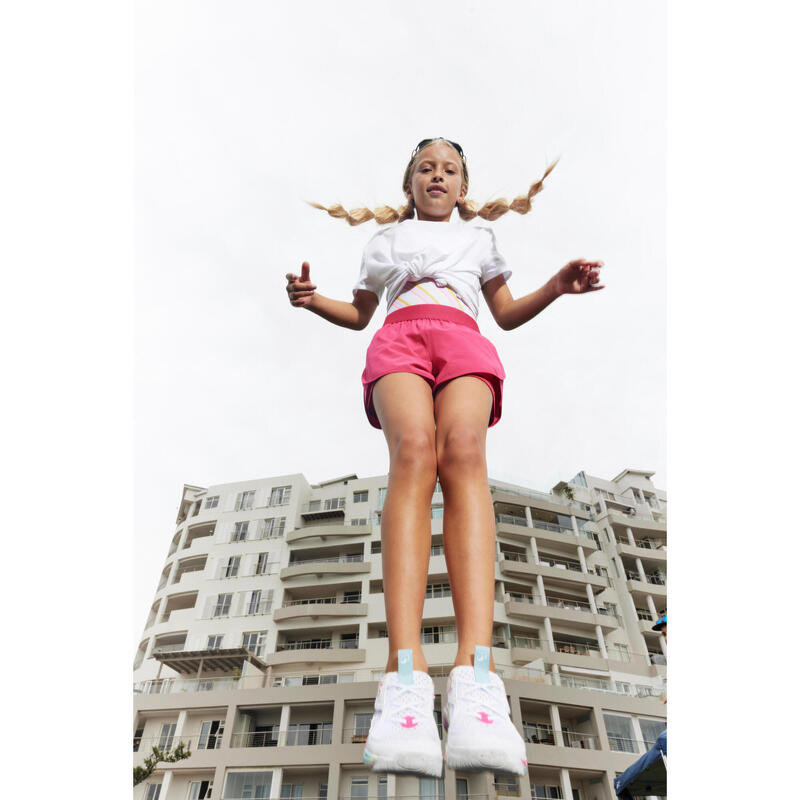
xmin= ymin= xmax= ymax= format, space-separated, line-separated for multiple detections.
xmin=372 ymin=372 xmax=438 ymax=674
xmin=434 ymin=376 xmax=497 ymax=670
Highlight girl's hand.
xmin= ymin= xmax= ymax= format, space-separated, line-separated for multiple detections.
xmin=285 ymin=262 xmax=318 ymax=308
xmin=555 ymin=259 xmax=605 ymax=295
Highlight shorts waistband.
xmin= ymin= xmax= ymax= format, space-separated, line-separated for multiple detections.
xmin=382 ymin=304 xmax=479 ymax=332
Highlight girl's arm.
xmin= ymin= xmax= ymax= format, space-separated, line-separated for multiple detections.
xmin=286 ymin=262 xmax=379 ymax=331
xmin=482 ymin=259 xmax=604 ymax=331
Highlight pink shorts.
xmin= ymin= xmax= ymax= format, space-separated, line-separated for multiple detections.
xmin=362 ymin=304 xmax=506 ymax=429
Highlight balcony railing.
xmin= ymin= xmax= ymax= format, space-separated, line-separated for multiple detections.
xmin=626 ymin=570 xmax=666 ymax=585
xmin=231 ymin=726 xmax=333 ymax=747
xmin=553 ymin=638 xmax=602 ymax=657
xmin=276 ymin=640 xmax=333 ymax=651
xmin=510 ymin=635 xmax=542 ymax=649
xmin=134 ymin=676 xmax=240 ymax=695
xmin=302 ymin=498 xmax=346 ymax=513
xmin=522 ymin=724 xmax=598 ymax=750
xmin=500 ymin=551 xmax=528 ymax=562
xmin=287 ymin=555 xmax=364 ymax=567
xmin=134 ymin=733 xmax=224 ymax=753
xmin=496 ymin=513 xmax=528 ymax=527
xmin=282 ymin=597 xmax=337 ymax=607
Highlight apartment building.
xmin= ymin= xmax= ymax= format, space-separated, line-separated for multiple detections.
xmin=134 ymin=468 xmax=667 ymax=800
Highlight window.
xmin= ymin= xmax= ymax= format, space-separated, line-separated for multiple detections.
xmin=425 ymin=582 xmax=451 ymax=598
xmin=133 ymin=726 xmax=144 ymax=752
xmin=319 ymin=784 xmax=328 ymax=800
xmin=242 ymin=631 xmax=267 ymax=657
xmin=235 ymin=490 xmax=255 ymax=511
xmin=456 ymin=779 xmax=469 ymax=800
xmin=603 ymin=713 xmax=637 ymax=753
xmin=269 ymin=485 xmax=292 ymax=506
xmin=434 ymin=479 xmax=442 ymax=494
xmin=639 ymin=717 xmax=667 ymax=748
xmin=207 ymin=634 xmax=223 ymax=650
xmin=204 ymin=496 xmax=219 ymax=509
xmin=144 ymin=785 xmax=162 ymax=800
xmin=493 ymin=773 xmax=519 ymax=796
xmin=232 ymin=521 xmax=249 ymax=542
xmin=354 ymin=712 xmax=372 ymax=741
xmin=223 ymin=555 xmax=241 ymax=577
xmin=431 ymin=504 xmax=444 ymax=519
xmin=157 ymin=722 xmax=176 ymax=750
xmin=287 ymin=722 xmax=332 ymax=745
xmin=353 ymin=490 xmax=368 ymax=503
xmin=419 ymin=777 xmax=444 ymax=800
xmin=259 ymin=516 xmax=285 ymax=539
xmin=188 ymin=781 xmax=213 ymax=800
xmin=246 ymin=589 xmax=272 ymax=615
xmin=351 ymin=517 xmax=368 ymax=526
xmin=198 ymin=720 xmax=225 ymax=750
xmin=530 ymin=785 xmax=563 ymax=799
xmin=431 ymin=544 xmax=444 ymax=556
xmin=343 ymin=590 xmax=361 ymax=604
xmin=378 ymin=776 xmax=388 ymax=800
xmin=280 ymin=785 xmax=303 ymax=800
xmin=351 ymin=778 xmax=369 ymax=800
xmin=340 ymin=632 xmax=358 ymax=649
xmin=371 ymin=540 xmax=382 ymax=554
xmin=378 ymin=487 xmax=387 ymax=508
xmin=320 ymin=673 xmax=338 ymax=684
xmin=213 ymin=593 xmax=232 ymax=618
xmin=222 ymin=771 xmax=272 ymax=799
xmin=255 ymin=552 xmax=271 ymax=575
xmin=422 ymin=625 xmax=456 ymax=644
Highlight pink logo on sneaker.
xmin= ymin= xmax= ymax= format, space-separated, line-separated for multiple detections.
xmin=401 ymin=716 xmax=418 ymax=728
xmin=476 ymin=712 xmax=493 ymax=724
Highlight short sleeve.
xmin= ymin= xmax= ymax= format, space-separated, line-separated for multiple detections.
xmin=477 ymin=227 xmax=512 ymax=286
xmin=352 ymin=230 xmax=391 ymax=301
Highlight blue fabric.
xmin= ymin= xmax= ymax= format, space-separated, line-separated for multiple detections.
xmin=397 ymin=649 xmax=414 ymax=685
xmin=474 ymin=645 xmax=490 ymax=683
xmin=614 ymin=729 xmax=667 ymax=796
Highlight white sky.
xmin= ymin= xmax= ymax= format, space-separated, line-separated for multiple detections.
xmin=135 ymin=0 xmax=666 ymax=641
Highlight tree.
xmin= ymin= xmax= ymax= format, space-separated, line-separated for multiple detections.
xmin=133 ymin=742 xmax=192 ymax=786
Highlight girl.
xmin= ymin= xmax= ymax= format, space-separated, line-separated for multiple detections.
xmin=285 ymin=138 xmax=603 ymax=777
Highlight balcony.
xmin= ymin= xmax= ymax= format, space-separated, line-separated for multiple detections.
xmin=231 ymin=724 xmax=333 ymax=748
xmin=498 ymin=553 xmax=607 ymax=589
xmin=265 ymin=640 xmax=365 ymax=666
xmin=504 ymin=593 xmax=619 ymax=630
xmin=300 ymin=497 xmax=346 ymax=522
xmin=273 ymin=597 xmax=368 ymax=622
xmin=286 ymin=523 xmax=371 ymax=544
xmin=625 ymin=570 xmax=667 ymax=598
xmin=616 ymin=539 xmax=667 ymax=562
xmin=495 ymin=517 xmax=599 ymax=551
xmin=281 ymin=555 xmax=370 ymax=580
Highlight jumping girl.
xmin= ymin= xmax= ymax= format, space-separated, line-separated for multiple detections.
xmin=285 ymin=138 xmax=604 ymax=777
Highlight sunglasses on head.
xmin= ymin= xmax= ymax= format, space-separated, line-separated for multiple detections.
xmin=412 ymin=138 xmax=465 ymax=161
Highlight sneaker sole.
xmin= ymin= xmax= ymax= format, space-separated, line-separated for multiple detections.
xmin=363 ymin=747 xmax=443 ymax=777
xmin=445 ymin=745 xmax=526 ymax=775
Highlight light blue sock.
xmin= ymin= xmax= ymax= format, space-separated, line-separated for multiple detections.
xmin=398 ymin=648 xmax=414 ymax=685
xmin=474 ymin=645 xmax=490 ymax=683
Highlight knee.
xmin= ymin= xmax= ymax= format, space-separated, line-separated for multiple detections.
xmin=437 ymin=426 xmax=486 ymax=477
xmin=389 ymin=430 xmax=437 ymax=478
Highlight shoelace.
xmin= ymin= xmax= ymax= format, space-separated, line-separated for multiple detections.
xmin=386 ymin=680 xmax=431 ymax=722
xmin=460 ymin=679 xmax=509 ymax=720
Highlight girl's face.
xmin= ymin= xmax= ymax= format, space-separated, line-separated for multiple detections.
xmin=406 ymin=141 xmax=467 ymax=222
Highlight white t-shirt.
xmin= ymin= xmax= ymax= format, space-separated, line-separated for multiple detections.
xmin=352 ymin=219 xmax=511 ymax=318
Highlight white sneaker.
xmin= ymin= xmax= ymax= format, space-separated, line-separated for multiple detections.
xmin=363 ymin=650 xmax=442 ymax=776
xmin=444 ymin=646 xmax=527 ymax=775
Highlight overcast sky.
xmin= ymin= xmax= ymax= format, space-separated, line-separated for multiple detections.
xmin=135 ymin=0 xmax=666 ymax=643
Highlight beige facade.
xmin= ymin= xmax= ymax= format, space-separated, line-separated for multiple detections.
xmin=134 ymin=468 xmax=667 ymax=800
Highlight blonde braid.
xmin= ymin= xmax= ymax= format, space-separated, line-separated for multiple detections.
xmin=459 ymin=159 xmax=559 ymax=222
